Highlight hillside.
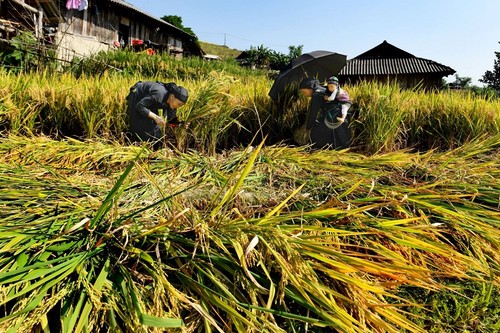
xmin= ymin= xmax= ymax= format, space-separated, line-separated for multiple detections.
xmin=198 ymin=40 xmax=242 ymax=60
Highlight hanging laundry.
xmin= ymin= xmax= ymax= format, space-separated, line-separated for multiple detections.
xmin=78 ymin=0 xmax=88 ymax=11
xmin=66 ymin=0 xmax=81 ymax=10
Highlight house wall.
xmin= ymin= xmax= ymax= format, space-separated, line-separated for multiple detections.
xmin=55 ymin=2 xmax=186 ymax=61
xmin=56 ymin=4 xmax=119 ymax=60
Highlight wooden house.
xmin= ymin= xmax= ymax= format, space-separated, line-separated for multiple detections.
xmin=0 ymin=0 xmax=202 ymax=60
xmin=338 ymin=40 xmax=455 ymax=89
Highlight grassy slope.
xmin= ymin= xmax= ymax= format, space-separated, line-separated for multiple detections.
xmin=198 ymin=40 xmax=242 ymax=60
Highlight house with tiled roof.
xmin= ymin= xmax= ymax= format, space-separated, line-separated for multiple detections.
xmin=338 ymin=40 xmax=455 ymax=89
xmin=0 ymin=0 xmax=202 ymax=60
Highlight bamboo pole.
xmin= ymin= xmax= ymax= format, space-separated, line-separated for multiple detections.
xmin=9 ymin=0 xmax=38 ymax=13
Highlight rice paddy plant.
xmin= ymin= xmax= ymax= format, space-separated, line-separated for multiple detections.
xmin=2 ymin=50 xmax=500 ymax=333
xmin=2 ymin=66 xmax=499 ymax=153
xmin=346 ymin=81 xmax=500 ymax=153
xmin=0 ymin=68 xmax=272 ymax=150
xmin=0 ymin=133 xmax=498 ymax=332
xmin=156 ymin=74 xmax=278 ymax=152
xmin=174 ymin=73 xmax=242 ymax=153
xmin=410 ymin=90 xmax=500 ymax=150
xmin=0 ymin=71 xmax=32 ymax=134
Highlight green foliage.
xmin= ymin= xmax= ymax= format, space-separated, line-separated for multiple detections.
xmin=160 ymin=15 xmax=197 ymax=38
xmin=450 ymin=74 xmax=473 ymax=89
xmin=0 ymin=32 xmax=59 ymax=73
xmin=288 ymin=45 xmax=304 ymax=60
xmin=480 ymin=41 xmax=500 ymax=91
xmin=399 ymin=280 xmax=500 ymax=332
xmin=269 ymin=50 xmax=290 ymax=70
xmin=242 ymin=44 xmax=304 ymax=71
xmin=245 ymin=44 xmax=273 ymax=68
xmin=0 ymin=32 xmax=38 ymax=72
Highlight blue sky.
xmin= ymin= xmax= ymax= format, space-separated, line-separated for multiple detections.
xmin=125 ymin=0 xmax=500 ymax=86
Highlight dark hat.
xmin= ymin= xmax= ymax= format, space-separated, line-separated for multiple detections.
xmin=327 ymin=76 xmax=339 ymax=84
xmin=171 ymin=85 xmax=189 ymax=103
xmin=299 ymin=78 xmax=320 ymax=90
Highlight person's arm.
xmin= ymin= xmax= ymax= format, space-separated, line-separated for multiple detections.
xmin=135 ymin=95 xmax=157 ymax=117
xmin=337 ymin=103 xmax=351 ymax=123
xmin=136 ymin=90 xmax=166 ymax=125
xmin=148 ymin=111 xmax=166 ymax=126
xmin=336 ymin=90 xmax=351 ymax=123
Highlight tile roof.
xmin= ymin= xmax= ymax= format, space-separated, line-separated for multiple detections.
xmin=338 ymin=41 xmax=455 ymax=76
xmin=339 ymin=57 xmax=455 ymax=76
xmin=109 ymin=0 xmax=194 ymax=37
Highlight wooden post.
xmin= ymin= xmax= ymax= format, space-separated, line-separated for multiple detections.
xmin=37 ymin=5 xmax=43 ymax=39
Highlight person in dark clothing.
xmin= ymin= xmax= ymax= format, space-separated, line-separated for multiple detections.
xmin=323 ymin=76 xmax=351 ymax=125
xmin=299 ymin=77 xmax=352 ymax=150
xmin=126 ymin=81 xmax=188 ymax=147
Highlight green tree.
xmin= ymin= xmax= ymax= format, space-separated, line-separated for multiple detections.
xmin=246 ymin=45 xmax=272 ymax=69
xmin=288 ymin=45 xmax=303 ymax=59
xmin=269 ymin=50 xmax=289 ymax=70
xmin=451 ymin=74 xmax=473 ymax=88
xmin=480 ymin=41 xmax=500 ymax=90
xmin=161 ymin=15 xmax=197 ymax=39
xmin=245 ymin=45 xmax=303 ymax=71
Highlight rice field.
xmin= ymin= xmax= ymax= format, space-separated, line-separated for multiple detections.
xmin=0 ymin=52 xmax=499 ymax=332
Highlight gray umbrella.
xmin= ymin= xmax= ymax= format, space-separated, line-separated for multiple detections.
xmin=268 ymin=50 xmax=347 ymax=102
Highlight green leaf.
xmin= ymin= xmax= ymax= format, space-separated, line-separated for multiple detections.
xmin=139 ymin=313 xmax=184 ymax=328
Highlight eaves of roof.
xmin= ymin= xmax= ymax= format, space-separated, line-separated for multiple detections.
xmin=339 ymin=57 xmax=455 ymax=76
xmin=109 ymin=0 xmax=194 ymax=38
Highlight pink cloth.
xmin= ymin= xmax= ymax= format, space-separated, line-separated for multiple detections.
xmin=336 ymin=89 xmax=350 ymax=103
xmin=66 ymin=0 xmax=81 ymax=10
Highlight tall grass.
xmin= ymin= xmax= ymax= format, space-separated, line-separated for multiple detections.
xmin=348 ymin=81 xmax=500 ymax=152
xmin=1 ymin=67 xmax=498 ymax=154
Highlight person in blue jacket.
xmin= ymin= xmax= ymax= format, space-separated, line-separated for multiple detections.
xmin=126 ymin=81 xmax=188 ymax=146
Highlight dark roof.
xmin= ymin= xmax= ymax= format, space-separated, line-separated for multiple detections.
xmin=109 ymin=0 xmax=194 ymax=38
xmin=339 ymin=40 xmax=455 ymax=76
xmin=339 ymin=57 xmax=455 ymax=76
xmin=353 ymin=40 xmax=415 ymax=59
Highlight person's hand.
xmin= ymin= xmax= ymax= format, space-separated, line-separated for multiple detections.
xmin=336 ymin=116 xmax=345 ymax=123
xmin=154 ymin=114 xmax=166 ymax=126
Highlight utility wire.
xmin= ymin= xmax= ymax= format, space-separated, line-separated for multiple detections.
xmin=197 ymin=31 xmax=289 ymax=50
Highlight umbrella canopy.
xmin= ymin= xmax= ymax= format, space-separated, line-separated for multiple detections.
xmin=268 ymin=50 xmax=347 ymax=102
